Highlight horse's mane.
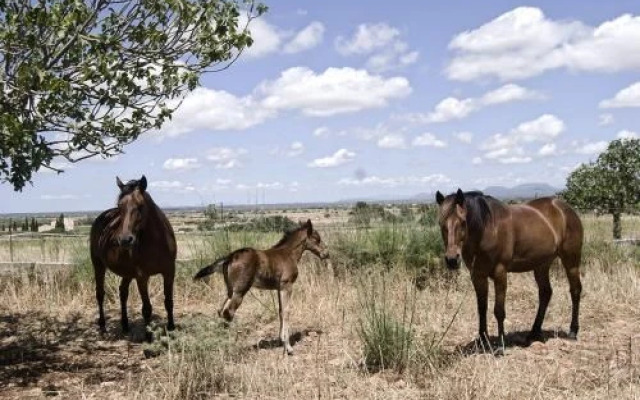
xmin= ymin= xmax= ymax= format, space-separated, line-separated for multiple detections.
xmin=443 ymin=191 xmax=505 ymax=234
xmin=273 ymin=224 xmax=306 ymax=248
xmin=462 ymin=191 xmax=495 ymax=234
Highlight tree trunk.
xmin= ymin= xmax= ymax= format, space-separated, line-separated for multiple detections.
xmin=612 ymin=212 xmax=622 ymax=240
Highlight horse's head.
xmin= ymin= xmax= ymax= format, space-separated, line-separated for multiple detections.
xmin=302 ymin=219 xmax=330 ymax=260
xmin=436 ymin=188 xmax=467 ymax=270
xmin=115 ymin=175 xmax=149 ymax=248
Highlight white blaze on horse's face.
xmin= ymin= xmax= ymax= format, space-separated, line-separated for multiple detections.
xmin=116 ymin=176 xmax=148 ymax=248
xmin=436 ymin=189 xmax=467 ymax=270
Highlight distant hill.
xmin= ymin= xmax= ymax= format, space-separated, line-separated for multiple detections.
xmin=482 ymin=183 xmax=560 ymax=200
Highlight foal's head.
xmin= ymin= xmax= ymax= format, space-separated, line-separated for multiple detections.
xmin=301 ymin=219 xmax=330 ymax=260
xmin=435 ymin=188 xmax=467 ymax=270
xmin=115 ymin=175 xmax=149 ymax=248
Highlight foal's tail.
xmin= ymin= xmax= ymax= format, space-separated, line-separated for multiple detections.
xmin=193 ymin=256 xmax=228 ymax=281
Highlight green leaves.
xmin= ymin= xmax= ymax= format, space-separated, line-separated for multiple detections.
xmin=0 ymin=0 xmax=266 ymax=190
xmin=562 ymin=138 xmax=640 ymax=238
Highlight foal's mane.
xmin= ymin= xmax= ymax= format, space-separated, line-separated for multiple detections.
xmin=273 ymin=224 xmax=306 ymax=248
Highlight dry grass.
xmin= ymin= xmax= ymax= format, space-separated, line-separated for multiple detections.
xmin=1 ymin=214 xmax=640 ymax=399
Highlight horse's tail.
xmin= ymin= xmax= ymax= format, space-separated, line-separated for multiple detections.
xmin=193 ymin=256 xmax=228 ymax=281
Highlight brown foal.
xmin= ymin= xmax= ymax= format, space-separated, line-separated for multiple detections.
xmin=194 ymin=219 xmax=329 ymax=355
xmin=90 ymin=176 xmax=177 ymax=338
xmin=436 ymin=189 xmax=583 ymax=351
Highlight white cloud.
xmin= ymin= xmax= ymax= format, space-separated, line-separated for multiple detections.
xmin=335 ymin=23 xmax=419 ymax=72
xmin=158 ymin=88 xmax=272 ymax=137
xmin=206 ymin=147 xmax=247 ymax=169
xmin=446 ymin=7 xmax=640 ymax=81
xmin=283 ymin=22 xmax=325 ymax=53
xmin=338 ymin=174 xmax=450 ymax=187
xmin=412 ymin=133 xmax=447 ymax=148
xmin=472 ymin=157 xmax=483 ymax=165
xmin=574 ymin=141 xmax=608 ymax=155
xmin=617 ymin=130 xmax=639 ymax=139
xmin=599 ymin=82 xmax=640 ymax=108
xmin=258 ymin=67 xmax=411 ymax=116
xmin=149 ymin=180 xmax=195 ymax=192
xmin=405 ymin=84 xmax=541 ymax=124
xmin=40 ymin=194 xmax=79 ymax=200
xmin=163 ymin=158 xmax=200 ymax=171
xmin=481 ymin=114 xmax=564 ymax=164
xmin=272 ymin=141 xmax=305 ymax=157
xmin=242 ymin=17 xmax=286 ymax=59
xmin=599 ymin=113 xmax=614 ymax=126
xmin=377 ymin=134 xmax=407 ymax=149
xmin=313 ymin=127 xmax=330 ymax=137
xmin=158 ymin=67 xmax=410 ymax=137
xmin=307 ymin=148 xmax=356 ymax=168
xmin=453 ymin=131 xmax=473 ymax=143
xmin=537 ymin=143 xmax=557 ymax=156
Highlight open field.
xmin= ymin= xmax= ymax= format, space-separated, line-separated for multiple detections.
xmin=1 ymin=208 xmax=640 ymax=399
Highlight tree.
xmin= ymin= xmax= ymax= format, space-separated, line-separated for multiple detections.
xmin=0 ymin=0 xmax=267 ymax=190
xmin=31 ymin=217 xmax=38 ymax=232
xmin=562 ymin=138 xmax=640 ymax=239
xmin=54 ymin=213 xmax=65 ymax=232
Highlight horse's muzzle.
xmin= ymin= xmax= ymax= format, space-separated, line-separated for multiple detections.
xmin=445 ymin=256 xmax=460 ymax=270
xmin=118 ymin=235 xmax=136 ymax=247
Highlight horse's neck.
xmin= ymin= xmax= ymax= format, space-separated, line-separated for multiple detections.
xmin=277 ymin=233 xmax=306 ymax=262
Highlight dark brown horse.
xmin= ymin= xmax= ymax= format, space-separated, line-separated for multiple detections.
xmin=90 ymin=176 xmax=177 ymax=338
xmin=194 ymin=219 xmax=329 ymax=355
xmin=435 ymin=189 xmax=583 ymax=350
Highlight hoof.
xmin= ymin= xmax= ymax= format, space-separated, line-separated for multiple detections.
xmin=284 ymin=346 xmax=294 ymax=356
xmin=167 ymin=322 xmax=175 ymax=331
xmin=145 ymin=330 xmax=153 ymax=343
xmin=493 ymin=347 xmax=505 ymax=357
xmin=568 ymin=331 xmax=578 ymax=341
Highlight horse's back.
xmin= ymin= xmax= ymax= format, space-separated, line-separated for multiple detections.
xmin=524 ymin=197 xmax=583 ymax=256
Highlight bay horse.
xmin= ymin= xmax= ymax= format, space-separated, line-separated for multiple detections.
xmin=435 ymin=189 xmax=583 ymax=351
xmin=193 ymin=219 xmax=329 ymax=355
xmin=90 ymin=176 xmax=177 ymax=339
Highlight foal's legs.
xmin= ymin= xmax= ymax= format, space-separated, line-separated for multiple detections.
xmin=528 ymin=262 xmax=553 ymax=343
xmin=561 ymin=253 xmax=582 ymax=339
xmin=119 ymin=277 xmax=132 ymax=333
xmin=278 ymin=285 xmax=294 ymax=355
xmin=94 ymin=263 xmax=107 ymax=333
xmin=136 ymin=276 xmax=153 ymax=341
xmin=163 ymin=269 xmax=175 ymax=331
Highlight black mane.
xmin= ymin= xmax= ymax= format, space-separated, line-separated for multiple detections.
xmin=444 ymin=190 xmax=503 ymax=234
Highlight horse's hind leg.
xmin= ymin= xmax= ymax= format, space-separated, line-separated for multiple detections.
xmin=94 ymin=263 xmax=107 ymax=333
xmin=528 ymin=262 xmax=553 ymax=343
xmin=163 ymin=270 xmax=175 ymax=331
xmin=136 ymin=276 xmax=153 ymax=341
xmin=561 ymin=253 xmax=582 ymax=339
xmin=119 ymin=277 xmax=132 ymax=333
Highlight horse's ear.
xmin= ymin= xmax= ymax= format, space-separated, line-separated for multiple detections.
xmin=306 ymin=219 xmax=313 ymax=236
xmin=139 ymin=175 xmax=147 ymax=192
xmin=455 ymin=188 xmax=465 ymax=206
xmin=116 ymin=177 xmax=124 ymax=190
xmin=435 ymin=191 xmax=445 ymax=205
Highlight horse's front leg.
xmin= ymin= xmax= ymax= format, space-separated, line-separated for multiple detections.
xmin=493 ymin=264 xmax=508 ymax=353
xmin=136 ymin=276 xmax=153 ymax=342
xmin=163 ymin=269 xmax=175 ymax=331
xmin=278 ymin=284 xmax=294 ymax=356
xmin=471 ymin=272 xmax=489 ymax=347
xmin=119 ymin=277 xmax=132 ymax=333
xmin=94 ymin=263 xmax=107 ymax=334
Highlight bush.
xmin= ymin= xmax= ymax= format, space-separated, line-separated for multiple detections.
xmin=357 ymin=278 xmax=415 ymax=373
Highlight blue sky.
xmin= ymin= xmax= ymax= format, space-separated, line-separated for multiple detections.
xmin=3 ymin=0 xmax=640 ymax=213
